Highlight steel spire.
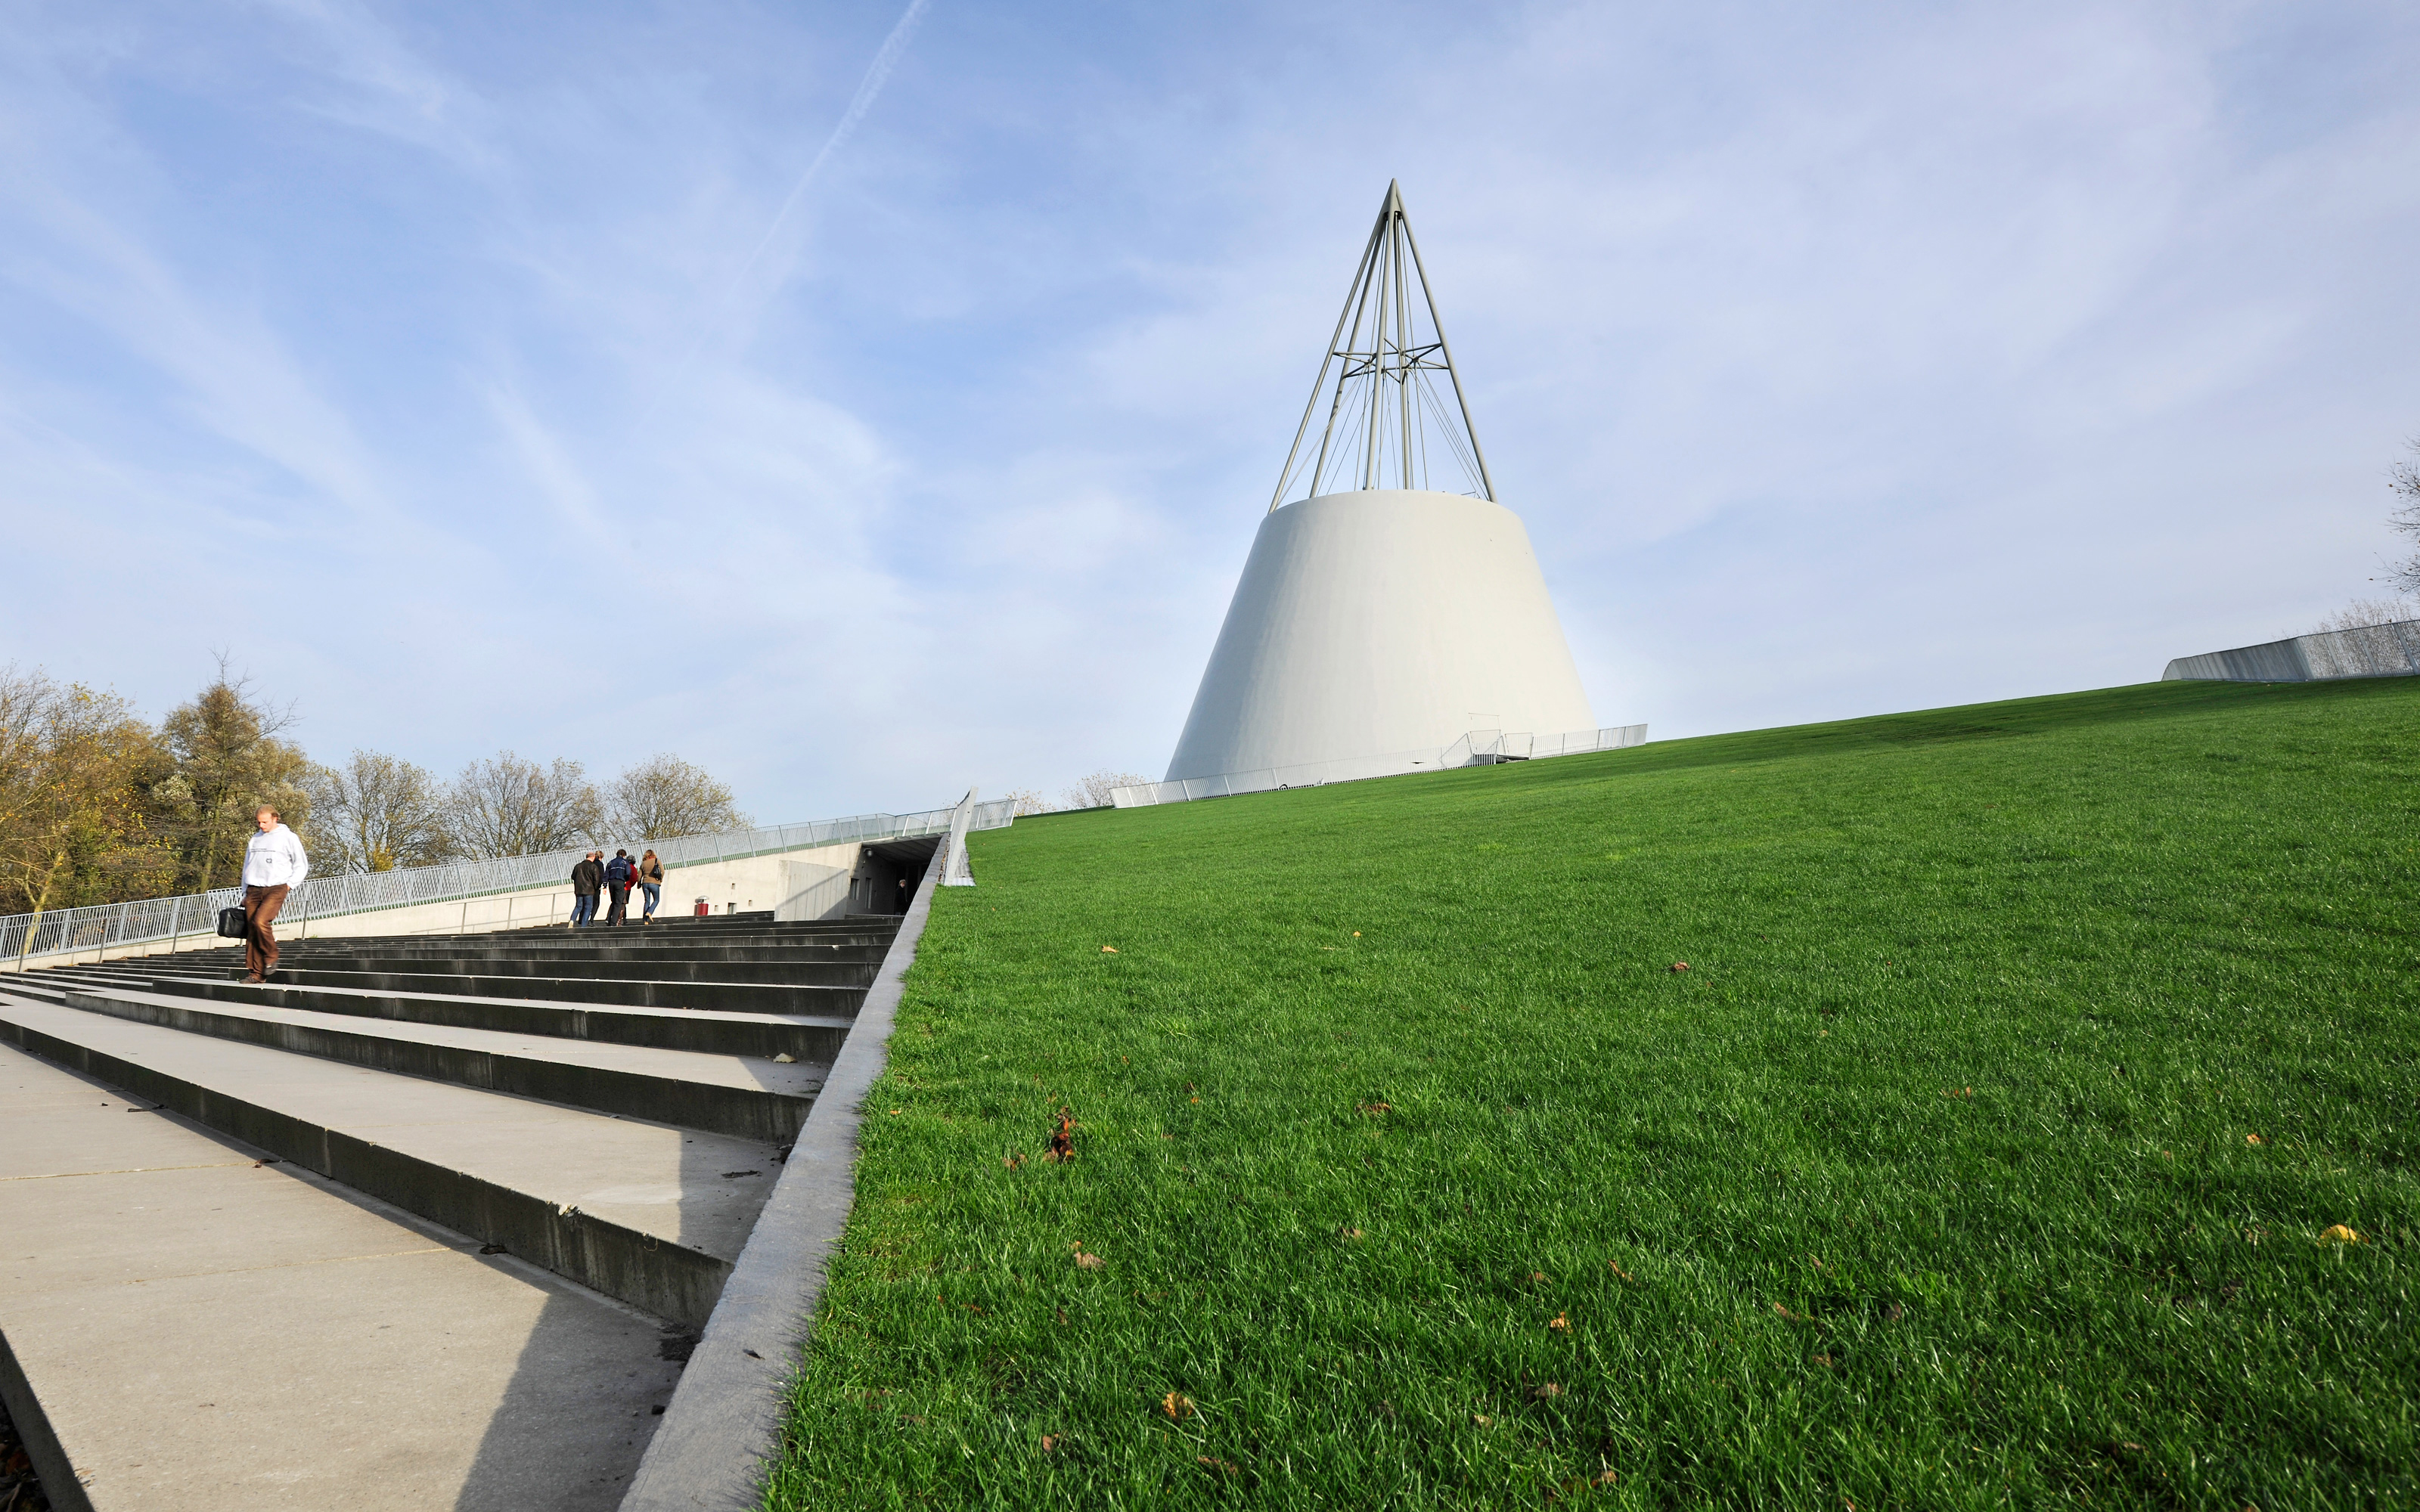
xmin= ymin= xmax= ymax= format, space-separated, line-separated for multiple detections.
xmin=1269 ymin=181 xmax=1497 ymax=510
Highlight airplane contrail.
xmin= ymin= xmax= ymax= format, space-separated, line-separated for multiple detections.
xmin=728 ymin=0 xmax=934 ymax=295
xmin=638 ymin=0 xmax=933 ymax=423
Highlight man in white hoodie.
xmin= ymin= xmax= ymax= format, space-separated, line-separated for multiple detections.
xmin=238 ymin=804 xmax=309 ymax=983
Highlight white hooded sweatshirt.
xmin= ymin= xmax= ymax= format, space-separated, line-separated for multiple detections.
xmin=240 ymin=823 xmax=311 ymax=890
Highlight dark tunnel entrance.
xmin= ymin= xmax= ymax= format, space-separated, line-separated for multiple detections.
xmin=849 ymin=837 xmax=940 ymax=916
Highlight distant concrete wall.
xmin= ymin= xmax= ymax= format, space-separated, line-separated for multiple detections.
xmin=773 ymin=857 xmax=857 ymax=922
xmin=2165 ymin=618 xmax=2420 ymax=683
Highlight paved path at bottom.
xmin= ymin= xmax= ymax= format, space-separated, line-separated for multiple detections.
xmin=0 ymin=1041 xmax=681 ymax=1511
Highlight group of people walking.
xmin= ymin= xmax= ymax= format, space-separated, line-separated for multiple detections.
xmin=570 ymin=847 xmax=663 ymax=927
xmin=227 ymin=808 xmax=667 ymax=972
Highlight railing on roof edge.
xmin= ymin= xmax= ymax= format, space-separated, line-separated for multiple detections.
xmin=1108 ymin=724 xmax=1649 ymax=808
xmin=1 ymin=799 xmax=1017 ymax=969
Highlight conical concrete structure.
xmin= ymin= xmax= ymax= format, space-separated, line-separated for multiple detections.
xmin=1165 ymin=184 xmax=1593 ymax=782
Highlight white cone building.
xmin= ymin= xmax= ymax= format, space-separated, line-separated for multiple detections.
xmin=1165 ymin=183 xmax=1593 ymax=783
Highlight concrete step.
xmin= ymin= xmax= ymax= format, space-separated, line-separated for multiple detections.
xmin=53 ymin=985 xmax=825 ymax=1142
xmin=0 ymin=996 xmax=775 ymax=1328
xmin=508 ymin=916 xmax=855 ymax=935
xmin=273 ymin=942 xmax=894 ymax=965
xmin=233 ymin=954 xmax=880 ymax=988
xmin=149 ymin=976 xmax=855 ymax=1060
xmin=209 ymin=965 xmax=864 ymax=1016
xmin=0 ymin=1042 xmax=681 ymax=1512
xmin=465 ymin=930 xmax=899 ymax=950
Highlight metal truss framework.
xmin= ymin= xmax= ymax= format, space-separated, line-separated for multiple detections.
xmin=1271 ymin=180 xmax=1497 ymax=510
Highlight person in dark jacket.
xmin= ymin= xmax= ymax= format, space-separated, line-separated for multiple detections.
xmin=603 ymin=848 xmax=634 ymax=926
xmin=570 ymin=851 xmax=604 ymax=928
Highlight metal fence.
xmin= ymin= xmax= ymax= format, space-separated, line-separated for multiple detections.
xmin=2 ymin=800 xmax=1017 ymax=969
xmin=1110 ymin=724 xmax=1648 ymax=808
xmin=2164 ymin=618 xmax=2420 ymax=683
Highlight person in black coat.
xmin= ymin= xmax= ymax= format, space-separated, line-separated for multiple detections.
xmin=570 ymin=851 xmax=605 ymax=928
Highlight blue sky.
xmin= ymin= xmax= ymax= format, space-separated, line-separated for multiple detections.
xmin=8 ymin=0 xmax=2418 ymax=820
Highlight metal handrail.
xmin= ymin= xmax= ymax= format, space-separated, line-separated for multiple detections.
xmin=1110 ymin=725 xmax=1649 ymax=809
xmin=2 ymin=800 xmax=1016 ymax=969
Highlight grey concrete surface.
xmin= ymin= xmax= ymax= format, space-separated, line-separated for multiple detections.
xmin=215 ymin=967 xmax=858 ymax=1015
xmin=4 ymin=910 xmax=911 ymax=1499
xmin=0 ymin=997 xmax=771 ymax=1325
xmin=57 ymin=986 xmax=824 ymax=1140
xmin=254 ymin=955 xmax=881 ymax=987
xmin=0 ymin=1042 xmax=682 ymax=1511
xmin=151 ymin=977 xmax=854 ymax=1058
xmin=618 ymin=848 xmax=944 ymax=1511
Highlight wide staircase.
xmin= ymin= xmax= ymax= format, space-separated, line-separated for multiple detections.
xmin=0 ymin=909 xmax=903 ymax=1511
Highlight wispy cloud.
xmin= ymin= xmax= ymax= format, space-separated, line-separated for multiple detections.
xmin=3 ymin=0 xmax=2418 ymax=814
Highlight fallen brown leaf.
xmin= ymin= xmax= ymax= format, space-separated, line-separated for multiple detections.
xmin=1003 ymin=1151 xmax=1025 ymax=1170
xmin=1047 ymin=1108 xmax=1076 ymax=1163
xmin=1548 ymin=1312 xmax=1571 ymax=1333
xmin=1196 ymin=1455 xmax=1239 ymax=1474
xmin=1670 ymin=962 xmax=1689 ymax=972
xmin=2247 ymin=1133 xmax=2263 ymax=1145
xmin=1074 ymin=1250 xmax=1104 ymax=1270
xmin=1100 ymin=946 xmax=1118 ymax=953
xmin=1531 ymin=1382 xmax=1562 ymax=1399
xmin=2319 ymin=1224 xmax=2363 ymax=1246
xmin=1162 ymin=1391 xmax=1196 ymax=1420
xmin=1040 ymin=1433 xmax=1059 ymax=1452
xmin=1607 ymin=1259 xmax=1636 ymax=1282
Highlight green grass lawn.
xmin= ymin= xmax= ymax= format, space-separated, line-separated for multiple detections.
xmin=761 ymin=678 xmax=2418 ymax=1510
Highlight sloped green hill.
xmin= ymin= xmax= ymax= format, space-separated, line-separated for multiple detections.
xmin=766 ymin=677 xmax=2418 ymax=1510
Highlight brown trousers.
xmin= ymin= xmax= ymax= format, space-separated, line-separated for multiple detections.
xmin=242 ymin=883 xmax=290 ymax=980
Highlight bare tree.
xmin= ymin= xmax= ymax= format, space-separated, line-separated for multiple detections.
xmin=1001 ymin=788 xmax=1052 ymax=816
xmin=305 ymin=751 xmax=452 ymax=873
xmin=605 ymin=754 xmax=746 ymax=841
xmin=2392 ymin=437 xmax=2420 ymax=596
xmin=2314 ymin=598 xmax=2418 ymax=634
xmin=445 ymin=752 xmax=603 ymax=859
xmin=1060 ymin=770 xmax=1149 ymax=810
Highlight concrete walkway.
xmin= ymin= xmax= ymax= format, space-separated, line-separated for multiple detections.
xmin=0 ymin=911 xmax=907 ymax=1512
xmin=2 ymin=1043 xmax=682 ymax=1510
